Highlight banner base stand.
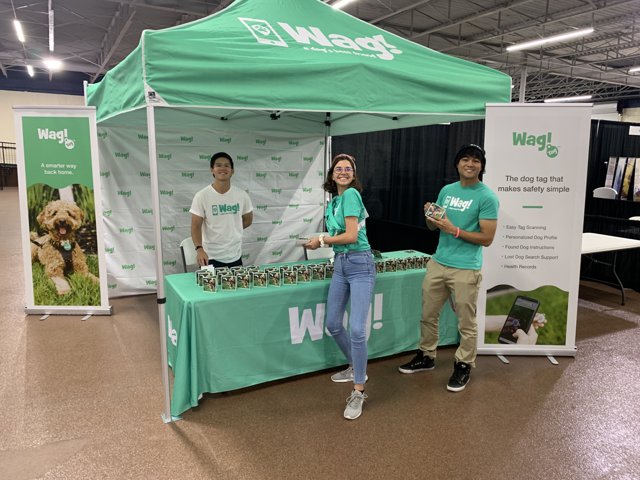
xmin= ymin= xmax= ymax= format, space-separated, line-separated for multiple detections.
xmin=26 ymin=306 xmax=112 ymax=316
xmin=546 ymin=355 xmax=559 ymax=365
xmin=497 ymin=354 xmax=510 ymax=364
xmin=479 ymin=347 xmax=576 ymax=357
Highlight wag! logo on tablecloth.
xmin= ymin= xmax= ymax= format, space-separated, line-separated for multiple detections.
xmin=288 ymin=294 xmax=384 ymax=344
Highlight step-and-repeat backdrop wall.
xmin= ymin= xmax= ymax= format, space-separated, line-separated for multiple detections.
xmin=98 ymin=126 xmax=326 ymax=297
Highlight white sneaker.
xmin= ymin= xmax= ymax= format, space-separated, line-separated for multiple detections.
xmin=330 ymin=366 xmax=368 ymax=383
xmin=343 ymin=390 xmax=367 ymax=420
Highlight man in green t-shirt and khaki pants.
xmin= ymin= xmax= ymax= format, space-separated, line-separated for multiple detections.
xmin=399 ymin=144 xmax=499 ymax=392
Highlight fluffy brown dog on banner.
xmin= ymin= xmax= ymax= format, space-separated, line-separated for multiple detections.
xmin=31 ymin=199 xmax=99 ymax=295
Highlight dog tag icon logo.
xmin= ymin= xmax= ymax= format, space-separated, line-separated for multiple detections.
xmin=239 ymin=18 xmax=288 ymax=47
xmin=211 ymin=205 xmax=219 ymax=216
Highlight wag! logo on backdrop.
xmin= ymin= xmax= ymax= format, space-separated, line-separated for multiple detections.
xmin=37 ymin=128 xmax=75 ymax=150
xmin=239 ymin=17 xmax=403 ymax=61
xmin=512 ymin=131 xmax=559 ymax=158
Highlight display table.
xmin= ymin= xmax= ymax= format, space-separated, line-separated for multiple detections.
xmin=164 ymin=250 xmax=459 ymax=417
xmin=581 ymin=232 xmax=640 ymax=305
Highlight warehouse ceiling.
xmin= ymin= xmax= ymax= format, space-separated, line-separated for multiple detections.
xmin=1 ymin=0 xmax=640 ymax=102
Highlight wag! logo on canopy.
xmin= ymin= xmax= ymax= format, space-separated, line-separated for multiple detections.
xmin=239 ymin=17 xmax=403 ymax=61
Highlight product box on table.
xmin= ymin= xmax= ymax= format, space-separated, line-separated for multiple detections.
xmin=203 ymin=275 xmax=217 ymax=293
xmin=267 ymin=270 xmax=281 ymax=287
xmin=324 ymin=263 xmax=334 ymax=278
xmin=296 ymin=266 xmax=310 ymax=282
xmin=282 ymin=270 xmax=298 ymax=285
xmin=310 ymin=265 xmax=326 ymax=280
xmin=236 ymin=273 xmax=251 ymax=289
xmin=252 ymin=271 xmax=267 ymax=288
xmin=384 ymin=259 xmax=397 ymax=272
xmin=220 ymin=274 xmax=237 ymax=291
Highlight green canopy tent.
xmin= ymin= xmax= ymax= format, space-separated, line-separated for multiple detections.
xmin=87 ymin=0 xmax=510 ymax=133
xmin=86 ymin=0 xmax=510 ymax=422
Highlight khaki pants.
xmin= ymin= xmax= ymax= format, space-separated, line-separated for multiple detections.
xmin=420 ymin=259 xmax=482 ymax=367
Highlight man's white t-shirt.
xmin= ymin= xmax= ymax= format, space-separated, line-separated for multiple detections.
xmin=189 ymin=185 xmax=253 ymax=263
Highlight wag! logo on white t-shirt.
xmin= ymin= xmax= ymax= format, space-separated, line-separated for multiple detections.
xmin=211 ymin=203 xmax=240 ymax=216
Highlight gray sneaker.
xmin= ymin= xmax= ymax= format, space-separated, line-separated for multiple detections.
xmin=343 ymin=390 xmax=367 ymax=420
xmin=330 ymin=366 xmax=368 ymax=383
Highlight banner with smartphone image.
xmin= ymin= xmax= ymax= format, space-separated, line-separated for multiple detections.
xmin=477 ymin=103 xmax=592 ymax=356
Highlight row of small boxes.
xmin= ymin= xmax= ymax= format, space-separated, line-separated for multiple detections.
xmin=374 ymin=256 xmax=429 ymax=273
xmin=196 ymin=261 xmax=334 ymax=292
xmin=195 ymin=256 xmax=429 ymax=292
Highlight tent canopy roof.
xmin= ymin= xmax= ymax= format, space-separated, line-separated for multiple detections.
xmin=87 ymin=0 xmax=511 ymax=135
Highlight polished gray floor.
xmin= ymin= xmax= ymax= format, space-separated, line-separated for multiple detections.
xmin=1 ymin=187 xmax=638 ymax=480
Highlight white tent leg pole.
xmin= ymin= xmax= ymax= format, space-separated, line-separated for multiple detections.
xmin=146 ymin=105 xmax=173 ymax=423
xmin=323 ymin=114 xmax=331 ymax=222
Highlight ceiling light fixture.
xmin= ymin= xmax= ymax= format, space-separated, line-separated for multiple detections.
xmin=506 ymin=28 xmax=594 ymax=52
xmin=629 ymin=66 xmax=640 ymax=73
xmin=26 ymin=65 xmax=34 ymax=77
xmin=544 ymin=95 xmax=592 ymax=103
xmin=48 ymin=0 xmax=54 ymax=51
xmin=332 ymin=0 xmax=356 ymax=9
xmin=13 ymin=19 xmax=25 ymax=42
xmin=43 ymin=58 xmax=63 ymax=71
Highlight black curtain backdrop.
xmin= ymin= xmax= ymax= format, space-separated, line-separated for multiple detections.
xmin=332 ymin=120 xmax=484 ymax=255
xmin=585 ymin=120 xmax=640 ymax=215
xmin=333 ymin=118 xmax=640 ymax=292
xmin=583 ymin=119 xmax=640 ymax=292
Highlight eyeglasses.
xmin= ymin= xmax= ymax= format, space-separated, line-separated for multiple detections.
xmin=334 ymin=166 xmax=353 ymax=173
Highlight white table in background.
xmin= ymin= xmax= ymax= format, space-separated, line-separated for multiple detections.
xmin=581 ymin=232 xmax=640 ymax=305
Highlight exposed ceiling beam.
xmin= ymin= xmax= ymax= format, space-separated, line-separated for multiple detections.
xmin=370 ymin=0 xmax=435 ymax=25
xmin=100 ymin=0 xmax=221 ymax=17
xmin=411 ymin=0 xmax=537 ymax=40
xmin=436 ymin=0 xmax=640 ymax=53
xmin=91 ymin=4 xmax=136 ymax=82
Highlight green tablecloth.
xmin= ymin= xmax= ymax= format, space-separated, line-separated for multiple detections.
xmin=164 ymin=250 xmax=459 ymax=416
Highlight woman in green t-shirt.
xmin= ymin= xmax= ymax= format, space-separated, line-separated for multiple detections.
xmin=304 ymin=153 xmax=376 ymax=420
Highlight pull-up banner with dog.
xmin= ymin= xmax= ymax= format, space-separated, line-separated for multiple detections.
xmin=14 ymin=106 xmax=111 ymax=315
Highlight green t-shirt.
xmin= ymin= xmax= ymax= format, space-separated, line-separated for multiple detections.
xmin=325 ymin=188 xmax=371 ymax=253
xmin=433 ymin=181 xmax=499 ymax=270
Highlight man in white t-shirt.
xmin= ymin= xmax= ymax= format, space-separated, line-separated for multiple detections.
xmin=190 ymin=152 xmax=253 ymax=267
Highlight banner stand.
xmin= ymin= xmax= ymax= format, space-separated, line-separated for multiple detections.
xmin=14 ymin=106 xmax=111 ymax=316
xmin=478 ymin=103 xmax=592 ymax=360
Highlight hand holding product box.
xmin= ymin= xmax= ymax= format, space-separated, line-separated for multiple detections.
xmin=424 ymin=203 xmax=445 ymax=220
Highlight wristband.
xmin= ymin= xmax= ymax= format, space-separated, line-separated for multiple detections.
xmin=319 ymin=235 xmax=326 ymax=248
xmin=454 ymin=228 xmax=460 ymax=238
xmin=195 ymin=245 xmax=203 ymax=251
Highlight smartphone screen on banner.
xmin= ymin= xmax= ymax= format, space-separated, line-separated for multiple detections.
xmin=498 ymin=296 xmax=540 ymax=344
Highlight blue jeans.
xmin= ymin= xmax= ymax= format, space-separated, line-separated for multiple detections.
xmin=326 ymin=251 xmax=376 ymax=385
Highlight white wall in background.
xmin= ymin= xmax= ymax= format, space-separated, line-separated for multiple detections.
xmin=622 ymin=107 xmax=640 ymax=123
xmin=0 ymin=90 xmax=83 ymax=143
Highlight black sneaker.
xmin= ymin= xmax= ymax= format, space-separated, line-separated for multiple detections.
xmin=447 ymin=361 xmax=471 ymax=392
xmin=398 ymin=350 xmax=435 ymax=374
